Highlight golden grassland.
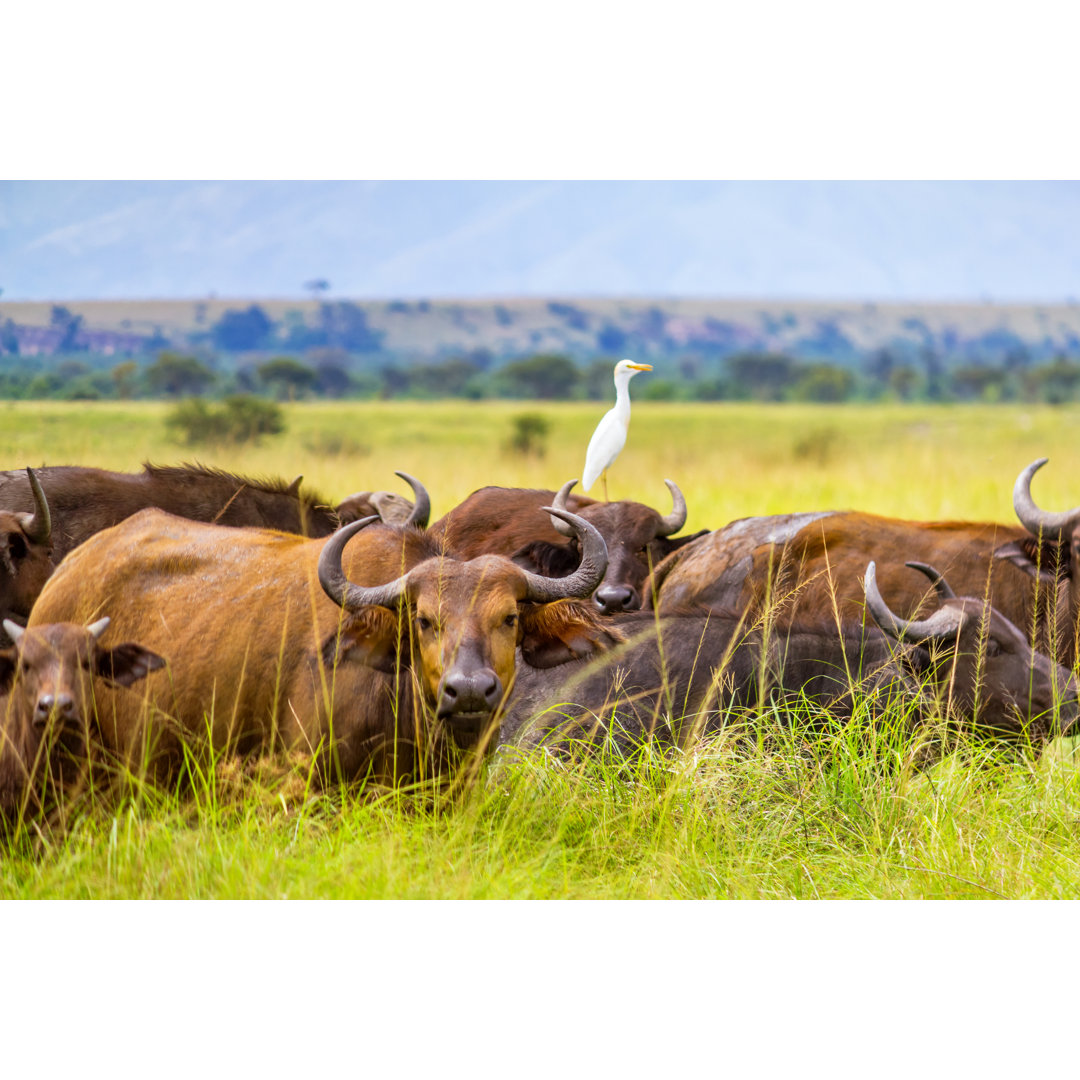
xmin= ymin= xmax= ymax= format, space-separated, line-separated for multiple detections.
xmin=3 ymin=398 xmax=1078 ymax=526
xmin=3 ymin=399 xmax=1080 ymax=900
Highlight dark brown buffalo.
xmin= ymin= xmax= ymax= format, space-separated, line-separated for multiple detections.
xmin=0 ymin=617 xmax=165 ymax=818
xmin=642 ymin=506 xmax=1067 ymax=656
xmin=995 ymin=458 xmax=1080 ymax=649
xmin=0 ymin=462 xmax=338 ymax=551
xmin=0 ymin=469 xmax=53 ymax=627
xmin=429 ymin=478 xmax=706 ymax=614
xmin=27 ymin=501 xmax=618 ymax=792
xmin=502 ymin=561 xmax=1079 ymax=755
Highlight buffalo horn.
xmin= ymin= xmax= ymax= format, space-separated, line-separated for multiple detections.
xmin=2 ymin=619 xmax=24 ymax=643
xmin=1013 ymin=457 xmax=1080 ymax=540
xmin=395 ymin=471 xmax=431 ymax=529
xmin=18 ymin=468 xmax=51 ymax=546
xmin=863 ymin=561 xmax=965 ymax=644
xmin=548 ymin=479 xmax=579 ymax=537
xmin=905 ymin=561 xmax=957 ymax=600
xmin=285 ymin=475 xmax=303 ymax=497
xmin=87 ymin=617 xmax=111 ymax=640
xmin=656 ymin=478 xmax=688 ymax=536
xmin=318 ymin=516 xmax=409 ymax=612
xmin=519 ymin=508 xmax=608 ymax=603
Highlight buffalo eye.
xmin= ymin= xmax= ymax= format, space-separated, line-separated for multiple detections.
xmin=503 ymin=614 xmax=518 ymax=629
xmin=416 ymin=616 xmax=434 ymax=633
xmin=984 ymin=639 xmax=1002 ymax=658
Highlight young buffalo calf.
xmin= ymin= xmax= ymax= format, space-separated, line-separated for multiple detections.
xmin=0 ymin=618 xmax=165 ymax=816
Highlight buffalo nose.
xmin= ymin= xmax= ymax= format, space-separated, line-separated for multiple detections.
xmin=595 ymin=585 xmax=638 ymax=614
xmin=33 ymin=693 xmax=75 ymax=727
xmin=438 ymin=668 xmax=502 ymax=716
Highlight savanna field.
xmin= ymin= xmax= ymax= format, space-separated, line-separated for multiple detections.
xmin=5 ymin=398 xmax=1080 ymax=899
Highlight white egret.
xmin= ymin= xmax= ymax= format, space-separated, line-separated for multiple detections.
xmin=582 ymin=359 xmax=653 ymax=500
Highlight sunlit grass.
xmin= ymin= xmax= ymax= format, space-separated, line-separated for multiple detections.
xmin=2 ymin=399 xmax=1080 ymax=898
xmin=3 ymin=399 xmax=1077 ymax=527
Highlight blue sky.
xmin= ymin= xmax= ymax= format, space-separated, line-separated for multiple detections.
xmin=2 ymin=181 xmax=1078 ymax=303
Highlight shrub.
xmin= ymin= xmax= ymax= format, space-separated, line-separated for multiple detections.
xmin=506 ymin=413 xmax=550 ymax=457
xmin=166 ymin=395 xmax=286 ymax=446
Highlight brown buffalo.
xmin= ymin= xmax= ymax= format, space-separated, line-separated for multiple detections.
xmin=27 ymin=500 xmax=618 ymax=791
xmin=0 ymin=465 xmax=430 ymax=643
xmin=0 ymin=617 xmax=165 ymax=818
xmin=429 ymin=478 xmax=706 ymax=614
xmin=642 ymin=506 xmax=1067 ymax=657
xmin=502 ymin=561 xmax=1079 ymax=755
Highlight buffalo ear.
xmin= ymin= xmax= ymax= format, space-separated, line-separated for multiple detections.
xmin=510 ymin=541 xmax=580 ymax=578
xmin=0 ymin=648 xmax=16 ymax=693
xmin=320 ymin=608 xmax=403 ymax=674
xmin=96 ymin=643 xmax=167 ymax=687
xmin=995 ymin=537 xmax=1067 ymax=584
xmin=519 ymin=600 xmax=626 ymax=669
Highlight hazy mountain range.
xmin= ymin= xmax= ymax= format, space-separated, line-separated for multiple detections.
xmin=2 ymin=181 xmax=1079 ymax=303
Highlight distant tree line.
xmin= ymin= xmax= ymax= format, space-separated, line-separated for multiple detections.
xmin=6 ymin=346 xmax=1080 ymax=404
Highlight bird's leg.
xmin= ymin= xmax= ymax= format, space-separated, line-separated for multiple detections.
xmin=602 ymin=470 xmax=609 ymax=503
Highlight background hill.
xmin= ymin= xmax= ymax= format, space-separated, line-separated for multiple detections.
xmin=3 ymin=295 xmax=1079 ymax=370
xmin=3 ymin=181 xmax=1080 ymax=304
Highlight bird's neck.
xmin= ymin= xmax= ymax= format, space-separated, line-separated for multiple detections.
xmin=613 ymin=372 xmax=634 ymax=418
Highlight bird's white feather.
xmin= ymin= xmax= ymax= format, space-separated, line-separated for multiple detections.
xmin=581 ymin=359 xmax=650 ymax=493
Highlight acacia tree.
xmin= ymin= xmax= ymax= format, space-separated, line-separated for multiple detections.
xmin=145 ymin=352 xmax=216 ymax=397
xmin=256 ymin=357 xmax=318 ymax=400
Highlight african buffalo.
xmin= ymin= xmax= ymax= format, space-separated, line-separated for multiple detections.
xmin=642 ymin=505 xmax=1066 ymax=657
xmin=502 ymin=561 xmax=1079 ymax=756
xmin=0 ymin=468 xmax=53 ymax=628
xmin=995 ymin=458 xmax=1080 ymax=649
xmin=0 ymin=617 xmax=165 ymax=818
xmin=0 ymin=465 xmax=430 ymax=644
xmin=27 ymin=500 xmax=618 ymax=788
xmin=429 ymin=479 xmax=706 ymax=614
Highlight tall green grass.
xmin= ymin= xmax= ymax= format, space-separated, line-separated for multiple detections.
xmin=2 ymin=400 xmax=1080 ymax=898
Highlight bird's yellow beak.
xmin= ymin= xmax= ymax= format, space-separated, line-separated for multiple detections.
xmin=628 ymin=363 xmax=653 ymax=372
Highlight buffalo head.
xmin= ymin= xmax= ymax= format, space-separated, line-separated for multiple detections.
xmin=335 ymin=471 xmax=428 ymax=529
xmin=537 ymin=478 xmax=705 ymax=615
xmin=0 ymin=468 xmax=54 ymax=637
xmin=0 ymin=617 xmax=166 ymax=815
xmin=865 ymin=560 xmax=1079 ymax=740
xmin=318 ymin=507 xmax=621 ymax=750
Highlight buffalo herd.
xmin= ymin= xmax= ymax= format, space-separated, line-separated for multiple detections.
xmin=1 ymin=455 xmax=1078 ymax=818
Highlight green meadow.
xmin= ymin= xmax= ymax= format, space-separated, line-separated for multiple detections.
xmin=3 ymin=399 xmax=1080 ymax=899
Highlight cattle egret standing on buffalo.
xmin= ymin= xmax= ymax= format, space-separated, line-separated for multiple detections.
xmin=582 ymin=359 xmax=653 ymax=500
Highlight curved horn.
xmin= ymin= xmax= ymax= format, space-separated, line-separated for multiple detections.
xmin=18 ymin=468 xmax=51 ymax=546
xmin=318 ymin=516 xmax=410 ymax=612
xmin=863 ymin=561 xmax=965 ymax=644
xmin=2 ymin=619 xmax=24 ymax=643
xmin=548 ymin=479 xmax=579 ymax=537
xmin=1013 ymin=458 xmax=1080 ymax=541
xmin=905 ymin=561 xmax=957 ymax=600
xmin=518 ymin=508 xmax=608 ymax=603
xmin=285 ymin=475 xmax=303 ymax=497
xmin=656 ymin=478 xmax=688 ymax=537
xmin=86 ymin=617 xmax=111 ymax=640
xmin=395 ymin=471 xmax=430 ymax=529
